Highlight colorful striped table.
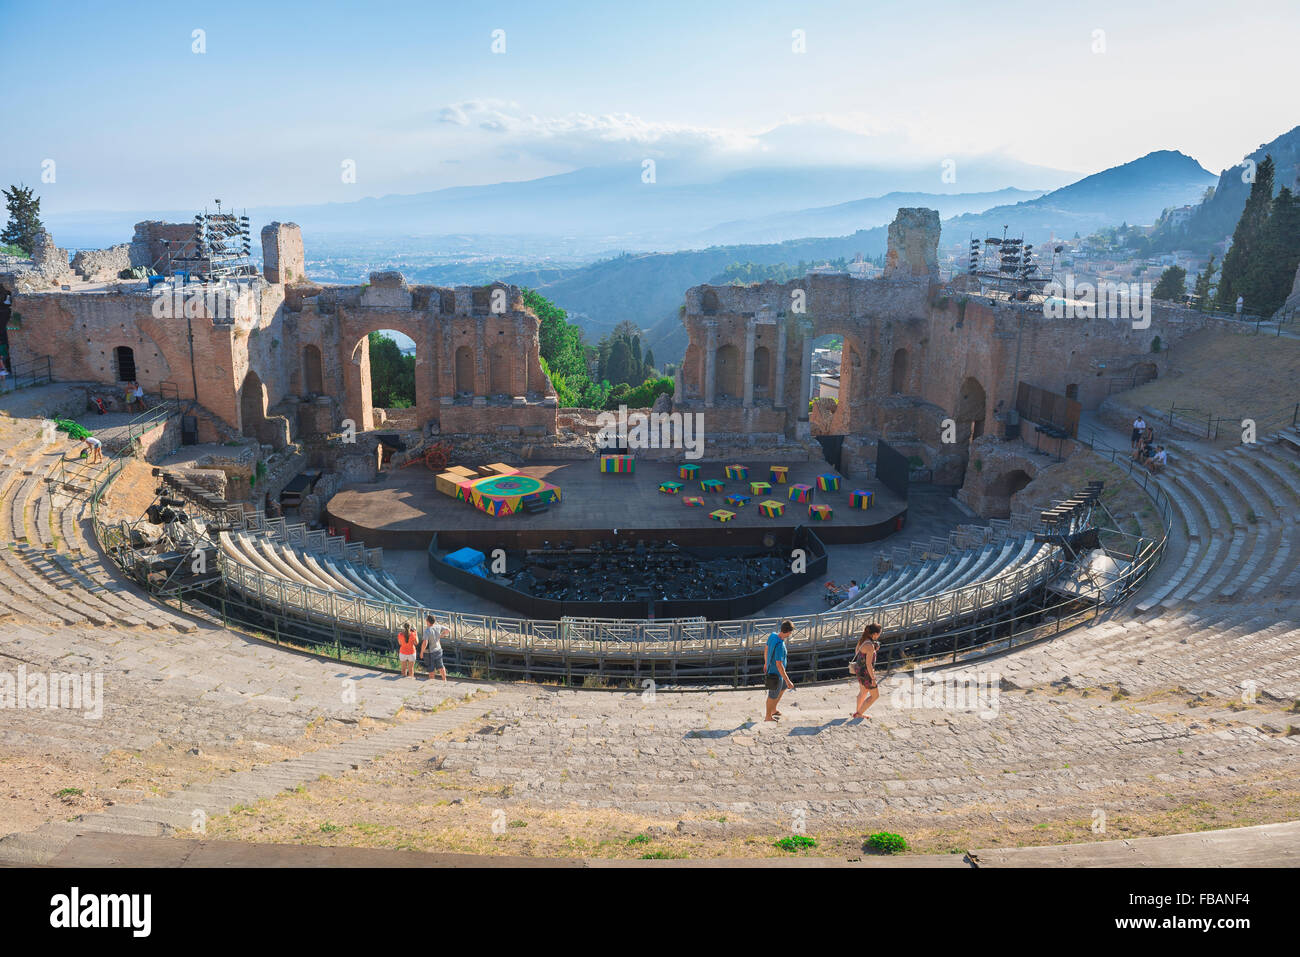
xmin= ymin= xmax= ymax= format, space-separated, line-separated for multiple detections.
xmin=725 ymin=493 xmax=751 ymax=508
xmin=724 ymin=464 xmax=748 ymax=481
xmin=769 ymin=466 xmax=789 ymax=484
xmin=816 ymin=473 xmax=840 ymax=492
xmin=658 ymin=481 xmax=683 ymax=494
xmin=788 ymin=483 xmax=813 ymax=503
xmin=850 ymin=489 xmax=874 ymax=509
xmin=679 ymin=464 xmax=700 ymax=481
xmin=709 ymin=509 xmax=736 ymax=523
xmin=808 ymin=504 xmax=833 ymax=521
xmin=749 ymin=481 xmax=772 ymax=496
xmin=759 ymin=500 xmax=785 ymax=518
xmin=700 ymin=478 xmax=725 ymax=493
xmin=682 ymin=496 xmax=706 ymax=507
xmin=599 ymin=454 xmax=635 ymax=474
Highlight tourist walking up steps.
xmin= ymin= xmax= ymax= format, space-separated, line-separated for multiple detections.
xmin=397 ymin=622 xmax=418 ymax=677
xmin=421 ymin=613 xmax=448 ymax=681
xmin=763 ymin=620 xmax=795 ymax=721
xmin=850 ymin=623 xmax=882 ymax=720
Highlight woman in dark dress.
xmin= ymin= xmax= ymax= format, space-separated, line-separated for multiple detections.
xmin=851 ymin=623 xmax=882 ymax=719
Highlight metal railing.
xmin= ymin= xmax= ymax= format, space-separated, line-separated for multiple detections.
xmin=84 ymin=433 xmax=1175 ymax=687
xmin=1157 ymin=400 xmax=1299 ymax=442
xmin=4 ymin=354 xmax=52 ymax=390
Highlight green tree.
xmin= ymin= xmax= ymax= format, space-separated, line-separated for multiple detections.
xmin=1192 ymin=254 xmax=1218 ymax=310
xmin=367 ymin=332 xmax=415 ymax=408
xmin=2 ymin=184 xmax=43 ymax=255
xmin=605 ymin=337 xmax=634 ymax=387
xmin=1217 ymin=155 xmax=1275 ymax=311
xmin=642 ymin=348 xmax=655 ymax=374
xmin=1152 ymin=265 xmax=1187 ymax=302
xmin=1249 ymin=187 xmax=1300 ymax=315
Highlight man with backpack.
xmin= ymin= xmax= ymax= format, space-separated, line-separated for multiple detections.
xmin=763 ymin=620 xmax=795 ymax=721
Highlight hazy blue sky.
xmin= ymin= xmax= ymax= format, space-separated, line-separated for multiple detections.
xmin=3 ymin=0 xmax=1297 ymax=213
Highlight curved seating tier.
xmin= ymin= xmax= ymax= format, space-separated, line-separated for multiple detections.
xmin=218 ymin=530 xmax=417 ymax=607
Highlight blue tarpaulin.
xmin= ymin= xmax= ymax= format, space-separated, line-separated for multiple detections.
xmin=445 ymin=547 xmax=487 ymax=577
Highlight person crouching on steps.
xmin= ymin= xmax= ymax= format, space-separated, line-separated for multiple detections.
xmin=764 ymin=620 xmax=795 ymax=721
xmin=851 ymin=623 xmax=882 ymax=720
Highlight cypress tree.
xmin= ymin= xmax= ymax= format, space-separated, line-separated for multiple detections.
xmin=1217 ymin=155 xmax=1275 ymax=311
xmin=1 ymin=184 xmax=43 ymax=255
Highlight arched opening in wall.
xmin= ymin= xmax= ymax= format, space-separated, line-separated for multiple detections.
xmin=360 ymin=330 xmax=416 ymax=414
xmin=809 ymin=334 xmax=846 ymax=435
xmin=1135 ymin=362 xmax=1158 ymax=387
xmin=701 ymin=289 xmax=720 ymax=316
xmin=753 ymin=345 xmax=771 ymax=397
xmin=113 ymin=346 xmax=137 ymax=383
xmin=1065 ymin=383 xmax=1079 ymax=400
xmin=302 ymin=345 xmax=324 ymax=395
xmin=489 ymin=344 xmax=512 ymax=397
xmin=954 ymin=376 xmax=987 ymax=442
xmin=715 ymin=343 xmax=741 ymax=400
xmin=240 ymin=369 xmax=267 ymax=441
xmin=455 ymin=345 xmax=475 ymax=395
xmin=890 ymin=348 xmax=908 ymax=394
xmin=988 ymin=468 xmax=1034 ymax=517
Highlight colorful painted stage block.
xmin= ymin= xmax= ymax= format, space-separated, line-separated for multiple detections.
xmin=700 ymin=478 xmax=725 ymax=493
xmin=850 ymin=489 xmax=874 ymax=510
xmin=788 ymin=483 xmax=813 ymax=503
xmin=658 ymin=481 xmax=683 ymax=494
xmin=724 ymin=464 xmax=748 ymax=481
xmin=682 ymin=496 xmax=705 ymax=507
xmin=725 ymin=494 xmax=751 ymax=508
xmin=769 ymin=466 xmax=789 ymax=484
xmin=468 ymin=474 xmax=561 ymax=517
xmin=749 ymin=481 xmax=771 ymax=496
xmin=759 ymin=500 xmax=785 ymax=518
xmin=710 ymin=509 xmax=736 ymax=523
xmin=679 ymin=464 xmax=700 ymax=481
xmin=599 ymin=454 xmax=635 ymax=474
xmin=808 ymin=504 xmax=832 ymax=521
xmin=816 ymin=473 xmax=840 ymax=492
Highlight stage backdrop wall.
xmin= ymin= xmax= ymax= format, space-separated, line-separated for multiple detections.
xmin=875 ymin=440 xmax=910 ymax=501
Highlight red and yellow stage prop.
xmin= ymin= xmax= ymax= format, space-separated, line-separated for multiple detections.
xmin=816 ymin=473 xmax=840 ymax=492
xmin=808 ymin=504 xmax=833 ymax=521
xmin=788 ymin=483 xmax=813 ymax=503
xmin=724 ymin=464 xmax=748 ymax=481
xmin=710 ymin=509 xmax=736 ymax=523
xmin=682 ymin=496 xmax=705 ymax=507
xmin=679 ymin=464 xmax=700 ymax=481
xmin=468 ymin=474 xmax=561 ymax=517
xmin=768 ymin=466 xmax=789 ymax=484
xmin=759 ymin=500 xmax=785 ymax=517
xmin=658 ymin=481 xmax=683 ymax=494
xmin=850 ymin=489 xmax=874 ymax=510
xmin=599 ymin=454 xmax=635 ymax=474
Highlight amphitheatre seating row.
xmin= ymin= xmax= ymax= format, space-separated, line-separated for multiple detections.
xmin=835 ymin=533 xmax=1055 ymax=611
xmin=217 ymin=530 xmax=417 ymax=606
xmin=1135 ymin=432 xmax=1300 ymax=613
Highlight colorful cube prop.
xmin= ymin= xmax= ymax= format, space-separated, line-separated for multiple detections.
xmin=710 ymin=509 xmax=736 ymax=523
xmin=679 ymin=464 xmax=700 ymax=481
xmin=682 ymin=496 xmax=705 ymax=507
xmin=816 ymin=473 xmax=841 ymax=492
xmin=599 ymin=454 xmax=635 ymax=474
xmin=724 ymin=464 xmax=748 ymax=481
xmin=749 ymin=481 xmax=771 ymax=496
xmin=700 ymin=478 xmax=725 ymax=493
xmin=658 ymin=481 xmax=683 ymax=494
xmin=808 ymin=504 xmax=833 ymax=521
xmin=725 ymin=494 xmax=751 ymax=508
xmin=759 ymin=499 xmax=786 ymax=518
xmin=788 ymin=483 xmax=813 ymax=503
xmin=850 ymin=489 xmax=874 ymax=510
xmin=769 ymin=466 xmax=789 ymax=484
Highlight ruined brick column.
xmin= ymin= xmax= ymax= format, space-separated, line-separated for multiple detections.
xmin=704 ymin=321 xmax=718 ymax=408
xmin=773 ymin=318 xmax=787 ymax=409
xmin=797 ymin=320 xmax=814 ymax=419
xmin=742 ymin=318 xmax=756 ymax=407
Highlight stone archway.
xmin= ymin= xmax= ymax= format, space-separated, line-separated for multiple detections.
xmin=239 ymin=369 xmax=268 ymax=440
xmin=302 ymin=344 xmax=324 ymax=395
xmin=715 ymin=343 xmax=741 ymax=399
xmin=890 ymin=348 xmax=908 ymax=394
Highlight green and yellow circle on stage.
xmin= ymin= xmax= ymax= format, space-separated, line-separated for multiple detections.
xmin=469 ymin=474 xmax=561 ymax=517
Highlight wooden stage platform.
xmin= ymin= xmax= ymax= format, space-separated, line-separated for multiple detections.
xmin=325 ymin=459 xmax=908 ymax=550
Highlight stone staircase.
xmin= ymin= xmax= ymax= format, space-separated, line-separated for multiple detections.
xmin=1134 ymin=433 xmax=1300 ymax=613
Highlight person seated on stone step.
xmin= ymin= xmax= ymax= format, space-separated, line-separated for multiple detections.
xmin=1146 ymin=446 xmax=1167 ymax=475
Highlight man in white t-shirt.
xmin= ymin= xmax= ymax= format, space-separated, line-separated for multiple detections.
xmin=420 ymin=613 xmax=448 ymax=681
xmin=1147 ymin=446 xmax=1167 ymax=474
xmin=845 ymin=580 xmax=860 ymax=602
xmin=1131 ymin=416 xmax=1146 ymax=449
